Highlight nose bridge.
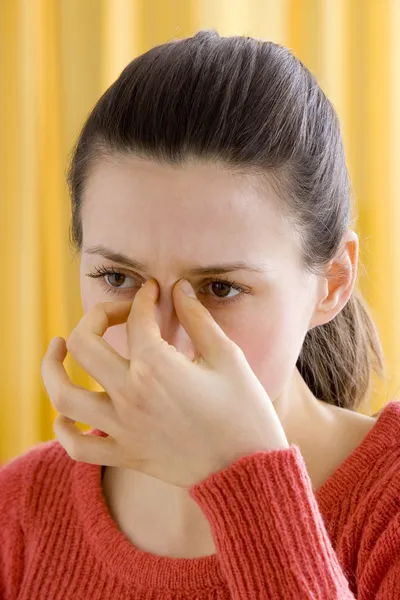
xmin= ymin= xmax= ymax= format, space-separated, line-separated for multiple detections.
xmin=156 ymin=293 xmax=196 ymax=360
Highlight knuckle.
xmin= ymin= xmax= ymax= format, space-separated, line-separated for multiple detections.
xmin=41 ymin=347 xmax=54 ymax=379
xmin=66 ymin=329 xmax=80 ymax=354
xmin=53 ymin=417 xmax=81 ymax=461
xmin=91 ymin=302 xmax=108 ymax=325
xmin=65 ymin=438 xmax=82 ymax=462
xmin=133 ymin=358 xmax=157 ymax=386
xmin=226 ymin=339 xmax=244 ymax=361
xmin=89 ymin=303 xmax=103 ymax=320
xmin=52 ymin=385 xmax=71 ymax=414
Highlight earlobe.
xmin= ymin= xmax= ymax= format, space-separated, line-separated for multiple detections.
xmin=310 ymin=273 xmax=351 ymax=328
xmin=308 ymin=301 xmax=338 ymax=330
xmin=308 ymin=231 xmax=358 ymax=330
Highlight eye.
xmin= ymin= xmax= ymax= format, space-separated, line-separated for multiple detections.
xmin=85 ymin=266 xmax=251 ymax=305
xmin=104 ymin=272 xmax=132 ymax=289
xmin=201 ymin=279 xmax=239 ymax=299
xmin=85 ymin=266 xmax=138 ymax=296
xmin=198 ymin=276 xmax=251 ymax=306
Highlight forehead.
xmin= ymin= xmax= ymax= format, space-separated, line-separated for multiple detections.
xmin=81 ymin=155 xmax=299 ymax=264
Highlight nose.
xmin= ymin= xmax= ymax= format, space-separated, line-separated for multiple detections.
xmin=155 ymin=291 xmax=198 ymax=361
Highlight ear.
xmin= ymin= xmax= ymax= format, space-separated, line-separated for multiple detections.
xmin=308 ymin=230 xmax=359 ymax=330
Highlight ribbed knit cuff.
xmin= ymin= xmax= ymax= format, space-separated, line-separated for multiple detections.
xmin=189 ymin=445 xmax=354 ymax=598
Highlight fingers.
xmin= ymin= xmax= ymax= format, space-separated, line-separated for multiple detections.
xmin=127 ymin=279 xmax=163 ymax=361
xmin=53 ymin=414 xmax=119 ymax=465
xmin=126 ymin=277 xmax=236 ymax=369
xmin=41 ymin=337 xmax=119 ymax=436
xmin=172 ymin=279 xmax=238 ymax=369
xmin=53 ymin=415 xmax=144 ymax=471
xmin=67 ymin=300 xmax=131 ymax=394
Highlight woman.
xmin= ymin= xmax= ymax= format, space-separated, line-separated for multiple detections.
xmin=1 ymin=30 xmax=400 ymax=599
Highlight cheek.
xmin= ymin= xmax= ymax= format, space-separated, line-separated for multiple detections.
xmin=223 ymin=305 xmax=307 ymax=401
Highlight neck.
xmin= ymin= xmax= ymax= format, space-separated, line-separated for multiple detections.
xmin=101 ymin=366 xmax=322 ymax=558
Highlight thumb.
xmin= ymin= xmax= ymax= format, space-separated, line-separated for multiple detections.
xmin=173 ymin=279 xmax=235 ymax=368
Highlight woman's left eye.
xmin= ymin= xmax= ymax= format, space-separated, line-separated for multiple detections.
xmin=200 ymin=278 xmax=246 ymax=303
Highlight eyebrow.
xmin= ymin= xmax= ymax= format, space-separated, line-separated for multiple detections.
xmin=83 ymin=244 xmax=269 ymax=276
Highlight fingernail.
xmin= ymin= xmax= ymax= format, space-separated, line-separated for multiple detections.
xmin=146 ymin=279 xmax=159 ymax=298
xmin=179 ymin=279 xmax=196 ymax=298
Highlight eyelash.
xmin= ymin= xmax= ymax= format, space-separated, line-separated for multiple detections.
xmin=85 ymin=265 xmax=251 ymax=306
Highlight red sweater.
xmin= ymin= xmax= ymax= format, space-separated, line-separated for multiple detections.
xmin=1 ymin=400 xmax=400 ymax=599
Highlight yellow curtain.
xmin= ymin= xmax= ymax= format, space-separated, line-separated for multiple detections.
xmin=1 ymin=0 xmax=399 ymax=462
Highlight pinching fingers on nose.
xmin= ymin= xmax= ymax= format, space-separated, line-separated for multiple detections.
xmin=171 ymin=278 xmax=240 ymax=370
xmin=126 ymin=278 xmax=164 ymax=361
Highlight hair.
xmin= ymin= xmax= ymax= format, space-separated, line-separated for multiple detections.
xmin=66 ymin=29 xmax=386 ymax=411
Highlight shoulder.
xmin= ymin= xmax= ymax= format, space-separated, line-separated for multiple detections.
xmin=314 ymin=400 xmax=400 ymax=505
xmin=326 ymin=398 xmax=400 ymax=460
xmin=349 ymin=400 xmax=400 ymax=506
xmin=0 ymin=437 xmax=69 ymax=489
xmin=354 ymin=407 xmax=400 ymax=582
xmin=0 ymin=438 xmax=75 ymax=531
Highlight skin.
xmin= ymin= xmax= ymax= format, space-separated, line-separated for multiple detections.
xmin=78 ymin=154 xmax=369 ymax=558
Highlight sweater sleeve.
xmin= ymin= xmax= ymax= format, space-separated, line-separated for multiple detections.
xmin=0 ymin=456 xmax=26 ymax=600
xmin=189 ymin=444 xmax=355 ymax=599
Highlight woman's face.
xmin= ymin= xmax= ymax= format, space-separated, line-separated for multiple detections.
xmin=79 ymin=155 xmax=331 ymax=403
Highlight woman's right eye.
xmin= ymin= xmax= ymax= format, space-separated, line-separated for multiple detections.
xmin=85 ymin=267 xmax=139 ymax=296
xmin=104 ymin=272 xmax=132 ymax=289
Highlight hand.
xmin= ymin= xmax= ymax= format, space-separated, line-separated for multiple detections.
xmin=41 ymin=278 xmax=289 ymax=489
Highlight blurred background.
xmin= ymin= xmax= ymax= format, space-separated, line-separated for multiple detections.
xmin=1 ymin=0 xmax=400 ymax=463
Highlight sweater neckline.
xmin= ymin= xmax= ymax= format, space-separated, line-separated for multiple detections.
xmin=73 ymin=434 xmax=225 ymax=591
xmin=72 ymin=400 xmax=399 ymax=591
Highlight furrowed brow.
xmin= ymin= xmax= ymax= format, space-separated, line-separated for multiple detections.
xmin=83 ymin=245 xmax=269 ymax=276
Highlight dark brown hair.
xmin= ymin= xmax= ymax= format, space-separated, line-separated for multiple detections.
xmin=67 ymin=29 xmax=386 ymax=411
